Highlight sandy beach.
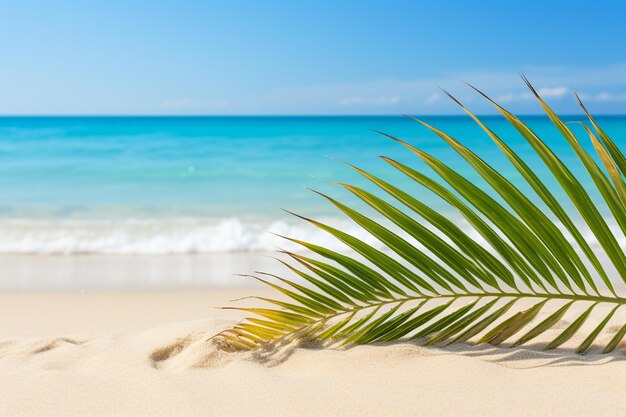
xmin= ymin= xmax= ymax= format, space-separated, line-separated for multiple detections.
xmin=1 ymin=287 xmax=626 ymax=417
xmin=3 ymin=1 xmax=626 ymax=415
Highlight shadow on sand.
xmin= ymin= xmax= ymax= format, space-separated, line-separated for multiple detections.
xmin=243 ymin=337 xmax=626 ymax=369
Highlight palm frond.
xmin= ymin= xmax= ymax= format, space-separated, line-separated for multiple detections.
xmin=216 ymin=78 xmax=626 ymax=354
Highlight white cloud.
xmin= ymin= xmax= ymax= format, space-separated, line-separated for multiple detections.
xmin=266 ymin=64 xmax=624 ymax=113
xmin=425 ymin=93 xmax=442 ymax=104
xmin=146 ymin=63 xmax=626 ymax=114
xmin=2 ymin=62 xmax=626 ymax=115
xmin=578 ymin=92 xmax=626 ymax=102
xmin=496 ymin=93 xmax=516 ymax=103
xmin=493 ymin=86 xmax=568 ymax=104
xmin=536 ymin=86 xmax=568 ymax=99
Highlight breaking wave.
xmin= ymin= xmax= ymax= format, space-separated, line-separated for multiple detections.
xmin=0 ymin=217 xmax=385 ymax=255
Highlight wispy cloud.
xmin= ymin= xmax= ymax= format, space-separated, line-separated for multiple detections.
xmin=496 ymin=86 xmax=569 ymax=103
xmin=150 ymin=63 xmax=626 ymax=114
xmin=578 ymin=92 xmax=626 ymax=102
xmin=538 ymin=86 xmax=569 ymax=99
xmin=425 ymin=93 xmax=442 ymax=104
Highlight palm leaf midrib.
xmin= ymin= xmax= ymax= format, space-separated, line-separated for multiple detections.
xmin=217 ymin=78 xmax=626 ymax=354
xmin=273 ymin=291 xmax=626 ymax=331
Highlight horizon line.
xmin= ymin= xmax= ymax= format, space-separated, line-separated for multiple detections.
xmin=1 ymin=113 xmax=626 ymax=118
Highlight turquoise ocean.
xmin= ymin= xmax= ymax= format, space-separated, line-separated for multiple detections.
xmin=0 ymin=115 xmax=624 ymax=255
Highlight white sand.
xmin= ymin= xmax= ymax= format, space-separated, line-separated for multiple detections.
xmin=1 ymin=289 xmax=626 ymax=416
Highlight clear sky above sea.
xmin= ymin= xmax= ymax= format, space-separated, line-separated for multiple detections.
xmin=1 ymin=0 xmax=626 ymax=115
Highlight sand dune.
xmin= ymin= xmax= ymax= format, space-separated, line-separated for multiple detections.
xmin=1 ymin=290 xmax=626 ymax=416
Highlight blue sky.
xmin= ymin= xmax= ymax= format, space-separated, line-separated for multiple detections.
xmin=1 ymin=0 xmax=626 ymax=115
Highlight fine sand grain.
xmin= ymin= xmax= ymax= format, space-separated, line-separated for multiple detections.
xmin=1 ymin=289 xmax=626 ymax=416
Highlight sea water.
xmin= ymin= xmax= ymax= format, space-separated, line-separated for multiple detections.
xmin=0 ymin=115 xmax=624 ymax=255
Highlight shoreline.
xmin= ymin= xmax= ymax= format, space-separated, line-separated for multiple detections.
xmin=0 ymin=253 xmax=276 ymax=291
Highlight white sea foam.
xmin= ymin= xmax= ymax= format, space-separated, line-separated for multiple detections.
xmin=0 ymin=214 xmax=622 ymax=262
xmin=0 ymin=217 xmax=385 ymax=255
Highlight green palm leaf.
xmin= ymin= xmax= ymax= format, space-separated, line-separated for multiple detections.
xmin=216 ymin=78 xmax=626 ymax=354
